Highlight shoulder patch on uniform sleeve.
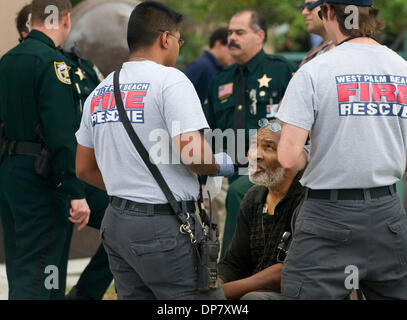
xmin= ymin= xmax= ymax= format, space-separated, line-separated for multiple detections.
xmin=93 ymin=65 xmax=105 ymax=82
xmin=54 ymin=61 xmax=71 ymax=85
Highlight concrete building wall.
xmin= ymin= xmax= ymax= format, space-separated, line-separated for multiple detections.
xmin=0 ymin=0 xmax=31 ymax=57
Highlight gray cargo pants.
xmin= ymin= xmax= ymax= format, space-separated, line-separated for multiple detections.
xmin=100 ymin=201 xmax=225 ymax=300
xmin=281 ymin=190 xmax=407 ymax=300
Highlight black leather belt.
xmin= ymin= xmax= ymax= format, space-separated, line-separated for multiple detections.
xmin=110 ymin=196 xmax=196 ymax=214
xmin=306 ymin=184 xmax=396 ymax=201
xmin=5 ymin=141 xmax=42 ymax=157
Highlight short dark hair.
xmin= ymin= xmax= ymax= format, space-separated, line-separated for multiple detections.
xmin=16 ymin=4 xmax=32 ymax=36
xmin=320 ymin=3 xmax=384 ymax=37
xmin=234 ymin=10 xmax=268 ymax=43
xmin=127 ymin=1 xmax=183 ymax=52
xmin=31 ymin=0 xmax=72 ymax=24
xmin=209 ymin=27 xmax=228 ymax=48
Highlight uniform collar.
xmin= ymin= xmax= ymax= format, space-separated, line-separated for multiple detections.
xmin=27 ymin=30 xmax=56 ymax=49
xmin=233 ymin=49 xmax=266 ymax=75
xmin=204 ymin=50 xmax=222 ymax=70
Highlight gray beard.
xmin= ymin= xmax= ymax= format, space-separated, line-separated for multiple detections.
xmin=249 ymin=166 xmax=286 ymax=189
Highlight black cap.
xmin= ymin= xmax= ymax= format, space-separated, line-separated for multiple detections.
xmin=325 ymin=0 xmax=372 ymax=6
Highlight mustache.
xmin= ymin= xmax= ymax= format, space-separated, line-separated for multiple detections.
xmin=228 ymin=41 xmax=241 ymax=49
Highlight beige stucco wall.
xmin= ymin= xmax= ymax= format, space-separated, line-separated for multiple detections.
xmin=0 ymin=0 xmax=31 ymax=57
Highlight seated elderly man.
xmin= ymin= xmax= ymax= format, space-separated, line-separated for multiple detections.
xmin=218 ymin=119 xmax=308 ymax=300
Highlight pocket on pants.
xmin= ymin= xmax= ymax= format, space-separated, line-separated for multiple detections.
xmin=132 ymin=237 xmax=177 ymax=255
xmin=288 ymin=218 xmax=351 ymax=267
xmin=131 ymin=235 xmax=194 ymax=288
xmin=387 ymin=217 xmax=407 ymax=271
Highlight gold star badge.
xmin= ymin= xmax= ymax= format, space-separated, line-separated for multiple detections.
xmin=257 ymin=74 xmax=272 ymax=88
xmin=75 ymin=67 xmax=86 ymax=81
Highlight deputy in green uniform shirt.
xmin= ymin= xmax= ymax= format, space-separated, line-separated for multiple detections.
xmin=10 ymin=2 xmax=113 ymax=300
xmin=204 ymin=10 xmax=296 ymax=257
xmin=0 ymin=0 xmax=90 ymax=300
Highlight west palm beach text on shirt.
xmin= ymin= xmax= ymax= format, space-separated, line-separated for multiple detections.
xmin=90 ymin=83 xmax=150 ymax=126
xmin=336 ymin=75 xmax=407 ymax=118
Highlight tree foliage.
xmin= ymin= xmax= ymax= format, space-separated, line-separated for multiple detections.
xmin=164 ymin=0 xmax=407 ymax=66
xmin=71 ymin=0 xmax=407 ymax=66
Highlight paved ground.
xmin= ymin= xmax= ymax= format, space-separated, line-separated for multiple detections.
xmin=0 ymin=258 xmax=91 ymax=300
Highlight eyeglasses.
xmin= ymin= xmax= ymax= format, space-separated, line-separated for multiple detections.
xmin=258 ymin=118 xmax=282 ymax=132
xmin=300 ymin=0 xmax=324 ymax=12
xmin=157 ymin=29 xmax=185 ymax=48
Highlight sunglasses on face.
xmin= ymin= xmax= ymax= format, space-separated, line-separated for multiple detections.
xmin=300 ymin=0 xmax=324 ymax=12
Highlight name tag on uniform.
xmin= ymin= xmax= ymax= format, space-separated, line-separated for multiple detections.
xmin=218 ymin=83 xmax=233 ymax=100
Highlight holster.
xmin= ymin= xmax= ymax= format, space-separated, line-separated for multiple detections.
xmin=34 ymin=148 xmax=52 ymax=178
xmin=196 ymin=237 xmax=220 ymax=292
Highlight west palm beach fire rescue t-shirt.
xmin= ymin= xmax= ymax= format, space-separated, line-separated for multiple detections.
xmin=277 ymin=43 xmax=407 ymax=189
xmin=76 ymin=60 xmax=209 ymax=203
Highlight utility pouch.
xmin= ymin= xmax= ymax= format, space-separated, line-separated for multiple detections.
xmin=197 ymin=237 xmax=219 ymax=291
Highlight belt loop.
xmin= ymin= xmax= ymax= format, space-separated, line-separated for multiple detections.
xmin=147 ymin=204 xmax=154 ymax=214
xmin=364 ymin=188 xmax=371 ymax=201
xmin=305 ymin=188 xmax=309 ymax=200
xmin=181 ymin=201 xmax=188 ymax=213
xmin=120 ymin=198 xmax=127 ymax=210
xmin=390 ymin=184 xmax=396 ymax=196
xmin=330 ymin=189 xmax=338 ymax=201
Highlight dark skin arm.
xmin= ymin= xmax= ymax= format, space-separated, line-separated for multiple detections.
xmin=220 ymin=263 xmax=283 ymax=300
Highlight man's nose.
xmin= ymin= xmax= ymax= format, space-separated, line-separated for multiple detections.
xmin=257 ymin=148 xmax=264 ymax=160
xmin=302 ymin=7 xmax=310 ymax=16
xmin=228 ymin=33 xmax=237 ymax=42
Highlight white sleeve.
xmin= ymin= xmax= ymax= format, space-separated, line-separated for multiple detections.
xmin=75 ymin=95 xmax=94 ymax=148
xmin=276 ymin=70 xmax=316 ymax=131
xmin=162 ymin=72 xmax=209 ymax=138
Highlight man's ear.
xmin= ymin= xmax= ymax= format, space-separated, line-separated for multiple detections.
xmin=160 ymin=31 xmax=171 ymax=49
xmin=61 ymin=12 xmax=71 ymax=29
xmin=257 ymin=29 xmax=266 ymax=45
